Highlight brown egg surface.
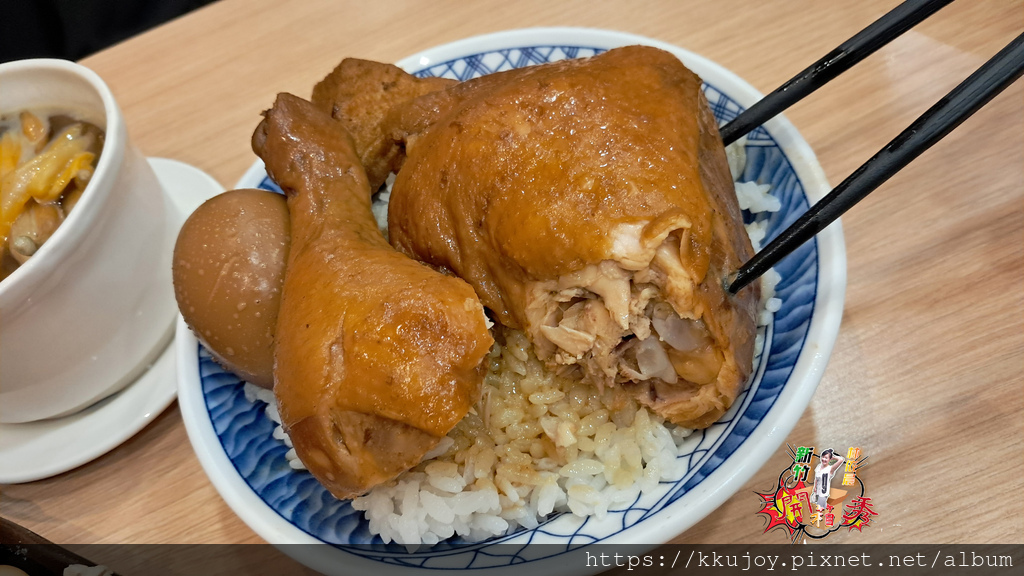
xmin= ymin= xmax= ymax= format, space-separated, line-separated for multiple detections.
xmin=173 ymin=188 xmax=289 ymax=388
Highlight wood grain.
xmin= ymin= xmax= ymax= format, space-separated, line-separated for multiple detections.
xmin=1 ymin=0 xmax=1020 ymax=560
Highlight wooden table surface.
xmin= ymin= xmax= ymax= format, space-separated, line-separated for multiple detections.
xmin=3 ymin=0 xmax=1021 ymax=566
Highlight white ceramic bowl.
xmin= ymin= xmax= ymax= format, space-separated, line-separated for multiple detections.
xmin=178 ymin=28 xmax=846 ymax=575
xmin=0 ymin=60 xmax=176 ymax=423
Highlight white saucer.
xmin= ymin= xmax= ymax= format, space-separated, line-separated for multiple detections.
xmin=0 ymin=157 xmax=223 ymax=484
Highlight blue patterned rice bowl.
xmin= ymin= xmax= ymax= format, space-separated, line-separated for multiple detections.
xmin=177 ymin=27 xmax=845 ymax=575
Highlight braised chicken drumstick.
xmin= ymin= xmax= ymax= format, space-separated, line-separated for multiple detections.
xmin=383 ymin=46 xmax=759 ymax=428
xmin=252 ymin=93 xmax=493 ymax=498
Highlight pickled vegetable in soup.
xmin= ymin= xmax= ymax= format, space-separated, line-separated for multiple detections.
xmin=0 ymin=109 xmax=105 ymax=281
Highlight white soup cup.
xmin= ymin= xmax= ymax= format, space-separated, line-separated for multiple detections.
xmin=0 ymin=59 xmax=175 ymax=423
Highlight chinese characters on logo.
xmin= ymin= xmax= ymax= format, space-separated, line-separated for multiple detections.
xmin=755 ymin=444 xmax=873 ymax=541
xmin=842 ymin=447 xmax=861 ymax=486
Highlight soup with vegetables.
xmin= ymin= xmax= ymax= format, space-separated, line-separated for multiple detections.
xmin=0 ymin=109 xmax=104 ymax=281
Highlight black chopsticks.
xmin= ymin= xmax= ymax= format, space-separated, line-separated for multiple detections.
xmin=1 ymin=517 xmax=122 ymax=576
xmin=728 ymin=30 xmax=1024 ymax=294
xmin=719 ymin=0 xmax=956 ymax=145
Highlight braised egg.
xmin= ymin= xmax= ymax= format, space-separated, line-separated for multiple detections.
xmin=173 ymin=188 xmax=289 ymax=388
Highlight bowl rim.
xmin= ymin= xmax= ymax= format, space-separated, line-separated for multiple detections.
xmin=0 ymin=58 xmax=125 ymax=306
xmin=177 ymin=26 xmax=846 ymax=573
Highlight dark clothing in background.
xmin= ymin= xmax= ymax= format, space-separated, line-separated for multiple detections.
xmin=1 ymin=0 xmax=215 ymax=63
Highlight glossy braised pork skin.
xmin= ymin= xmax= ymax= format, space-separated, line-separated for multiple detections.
xmin=253 ymin=93 xmax=493 ymax=498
